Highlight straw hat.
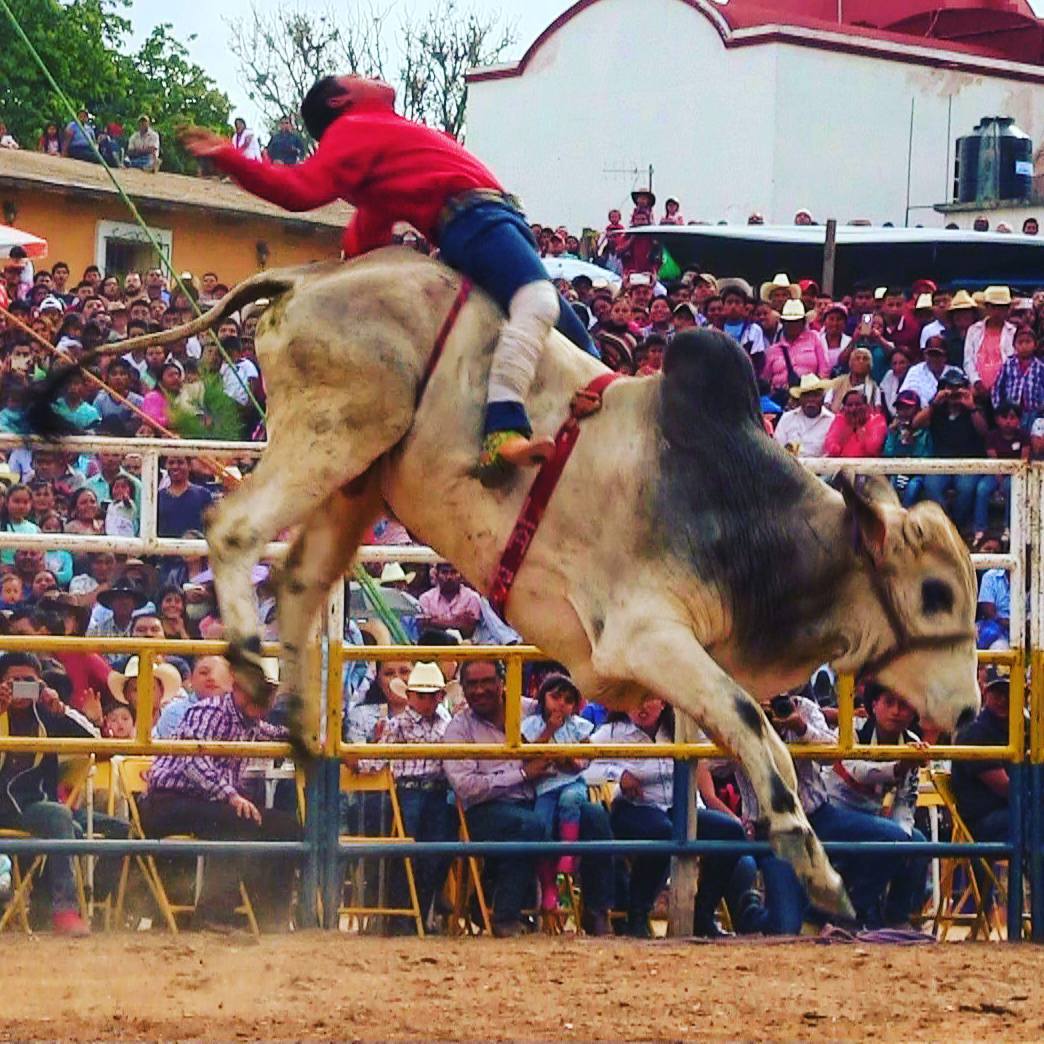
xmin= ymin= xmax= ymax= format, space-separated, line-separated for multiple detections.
xmin=759 ymin=273 xmax=800 ymax=303
xmin=378 ymin=562 xmax=416 ymax=586
xmin=780 ymin=299 xmax=808 ymax=322
xmin=947 ymin=290 xmax=977 ymax=312
xmin=406 ymin=661 xmax=445 ymax=693
xmin=983 ymin=285 xmax=1012 ymax=307
xmin=914 ymin=293 xmax=934 ymax=311
xmin=107 ymin=656 xmax=182 ymax=706
xmin=789 ymin=373 xmax=831 ymax=399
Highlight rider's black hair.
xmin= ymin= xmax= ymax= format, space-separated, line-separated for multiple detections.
xmin=301 ymin=76 xmax=343 ymax=142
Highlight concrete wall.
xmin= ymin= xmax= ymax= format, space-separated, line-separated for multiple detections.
xmin=466 ymin=0 xmax=1044 ymax=231
xmin=466 ymin=0 xmax=780 ymax=231
xmin=7 ymin=189 xmax=341 ymax=283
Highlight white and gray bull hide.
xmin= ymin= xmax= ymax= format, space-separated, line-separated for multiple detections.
xmin=73 ymin=248 xmax=981 ymax=916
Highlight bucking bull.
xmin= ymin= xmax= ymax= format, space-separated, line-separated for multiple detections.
xmin=31 ymin=248 xmax=980 ymax=917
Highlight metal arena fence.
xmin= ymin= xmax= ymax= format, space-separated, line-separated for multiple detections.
xmin=0 ymin=435 xmax=1040 ymax=938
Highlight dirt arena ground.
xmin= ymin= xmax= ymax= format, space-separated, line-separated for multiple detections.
xmin=2 ymin=935 xmax=1044 ymax=1040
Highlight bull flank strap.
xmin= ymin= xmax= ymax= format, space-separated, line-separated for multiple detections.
xmin=489 ymin=372 xmax=622 ymax=616
xmin=416 ymin=278 xmax=472 ymax=405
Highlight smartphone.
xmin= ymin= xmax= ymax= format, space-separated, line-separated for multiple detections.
xmin=861 ymin=313 xmax=874 ymax=326
xmin=12 ymin=680 xmax=40 ymax=702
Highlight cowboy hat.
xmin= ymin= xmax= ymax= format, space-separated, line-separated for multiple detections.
xmin=96 ymin=582 xmax=147 ymax=611
xmin=983 ymin=285 xmax=1012 ymax=307
xmin=759 ymin=273 xmax=800 ymax=304
xmin=789 ymin=373 xmax=831 ymax=399
xmin=914 ymin=293 xmax=934 ymax=311
xmin=717 ymin=277 xmax=754 ymax=301
xmin=378 ymin=562 xmax=416 ymax=586
xmin=947 ymin=289 xmax=977 ymax=312
xmin=631 ymin=189 xmax=656 ymax=207
xmin=406 ymin=661 xmax=445 ymax=693
xmin=107 ymin=656 xmax=182 ymax=706
xmin=780 ymin=299 xmax=808 ymax=323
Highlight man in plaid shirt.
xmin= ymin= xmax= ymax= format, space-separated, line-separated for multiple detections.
xmin=376 ymin=662 xmax=456 ymax=929
xmin=141 ymin=673 xmax=301 ymax=931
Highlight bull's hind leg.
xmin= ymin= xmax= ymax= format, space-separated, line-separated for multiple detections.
xmin=596 ymin=618 xmax=854 ymax=921
xmin=273 ymin=471 xmax=383 ymax=754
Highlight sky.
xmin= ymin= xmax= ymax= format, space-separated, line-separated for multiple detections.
xmin=126 ymin=0 xmax=570 ymax=131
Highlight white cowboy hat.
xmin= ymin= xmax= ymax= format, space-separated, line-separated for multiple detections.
xmin=107 ymin=656 xmax=182 ymax=706
xmin=759 ymin=273 xmax=800 ymax=304
xmin=789 ymin=373 xmax=831 ymax=399
xmin=406 ymin=661 xmax=445 ymax=693
xmin=780 ymin=299 xmax=808 ymax=322
xmin=914 ymin=293 xmax=934 ymax=310
xmin=378 ymin=562 xmax=416 ymax=585
xmin=984 ymin=285 xmax=1012 ymax=307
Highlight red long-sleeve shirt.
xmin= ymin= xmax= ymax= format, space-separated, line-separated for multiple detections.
xmin=211 ymin=105 xmax=504 ymax=257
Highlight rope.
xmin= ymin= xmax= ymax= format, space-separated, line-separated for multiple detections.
xmin=0 ymin=0 xmax=416 ymax=639
xmin=0 ymin=0 xmax=266 ymax=419
xmin=0 ymin=301 xmax=240 ymax=484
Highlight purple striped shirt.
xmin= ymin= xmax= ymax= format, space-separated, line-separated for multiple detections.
xmin=147 ymin=692 xmax=287 ymax=803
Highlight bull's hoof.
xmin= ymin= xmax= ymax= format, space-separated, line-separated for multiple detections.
xmin=282 ymin=691 xmax=321 ymax=762
xmin=772 ymin=826 xmax=855 ymax=923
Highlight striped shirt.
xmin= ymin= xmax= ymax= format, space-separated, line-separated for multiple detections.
xmin=377 ymin=705 xmax=449 ymax=783
xmin=147 ymin=692 xmax=287 ymax=803
xmin=991 ymin=355 xmax=1044 ymax=414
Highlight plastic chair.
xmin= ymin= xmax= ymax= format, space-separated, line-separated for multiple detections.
xmin=115 ymin=756 xmax=258 ymax=935
xmin=336 ymin=765 xmax=425 ymax=936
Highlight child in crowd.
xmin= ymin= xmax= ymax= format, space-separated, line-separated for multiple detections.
xmin=105 ymin=474 xmax=139 ymax=538
xmin=520 ymin=673 xmax=593 ymax=911
xmin=0 ymin=572 xmax=24 ymax=611
xmin=1 ymin=483 xmax=39 ymax=565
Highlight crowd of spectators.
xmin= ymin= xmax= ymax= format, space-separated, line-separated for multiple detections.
xmin=5 ymin=112 xmax=308 ymax=174
xmin=0 ymin=188 xmax=1026 ymax=937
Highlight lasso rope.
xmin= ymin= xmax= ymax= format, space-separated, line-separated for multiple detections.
xmin=0 ymin=0 xmax=417 ymax=645
xmin=0 ymin=0 xmax=265 ymax=419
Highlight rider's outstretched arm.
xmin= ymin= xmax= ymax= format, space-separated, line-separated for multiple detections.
xmin=211 ymin=133 xmax=356 ymax=213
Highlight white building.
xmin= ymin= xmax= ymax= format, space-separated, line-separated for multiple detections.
xmin=465 ymin=0 xmax=1044 ymax=231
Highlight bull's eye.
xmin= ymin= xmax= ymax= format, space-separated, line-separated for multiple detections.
xmin=921 ymin=578 xmax=954 ymax=616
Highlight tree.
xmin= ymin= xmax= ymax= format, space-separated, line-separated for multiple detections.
xmin=226 ymin=0 xmax=515 ymax=141
xmin=399 ymin=0 xmax=515 ymax=140
xmin=0 ymin=0 xmax=229 ymax=171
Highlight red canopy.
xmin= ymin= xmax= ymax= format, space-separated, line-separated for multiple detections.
xmin=0 ymin=223 xmax=47 ymax=260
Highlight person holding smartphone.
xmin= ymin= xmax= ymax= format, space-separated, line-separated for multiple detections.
xmin=0 ymin=652 xmax=100 ymax=935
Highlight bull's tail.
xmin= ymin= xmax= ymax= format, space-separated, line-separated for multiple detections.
xmin=25 ymin=267 xmax=305 ymax=439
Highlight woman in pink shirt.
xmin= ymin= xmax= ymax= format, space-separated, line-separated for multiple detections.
xmin=763 ymin=300 xmax=830 ymax=395
xmin=823 ymin=389 xmax=887 ymax=458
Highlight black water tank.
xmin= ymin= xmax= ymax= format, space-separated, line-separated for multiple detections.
xmin=956 ymin=117 xmax=1033 ymax=203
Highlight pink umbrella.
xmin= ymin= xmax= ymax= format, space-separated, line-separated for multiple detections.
xmin=0 ymin=223 xmax=47 ymax=260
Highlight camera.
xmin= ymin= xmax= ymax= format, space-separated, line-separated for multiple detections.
xmin=770 ymin=695 xmax=795 ymax=719
xmin=11 ymin=679 xmax=40 ymax=702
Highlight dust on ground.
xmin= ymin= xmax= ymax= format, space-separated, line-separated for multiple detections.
xmin=2 ymin=934 xmax=1042 ymax=1040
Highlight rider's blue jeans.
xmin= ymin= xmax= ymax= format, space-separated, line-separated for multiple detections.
xmin=438 ymin=201 xmax=597 ymax=359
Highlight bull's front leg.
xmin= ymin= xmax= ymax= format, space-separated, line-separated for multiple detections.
xmin=595 ymin=618 xmax=854 ymax=921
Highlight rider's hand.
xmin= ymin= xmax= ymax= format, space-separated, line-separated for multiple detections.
xmin=181 ymin=127 xmax=229 ymax=158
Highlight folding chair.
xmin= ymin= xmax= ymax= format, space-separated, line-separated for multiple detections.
xmin=445 ymin=799 xmax=493 ymax=936
xmin=928 ymin=769 xmax=1008 ymax=940
xmin=115 ymin=756 xmax=258 ymax=935
xmin=0 ymin=780 xmax=91 ymax=934
xmin=0 ymin=828 xmax=45 ymax=933
xmin=337 ymin=765 xmax=425 ymax=936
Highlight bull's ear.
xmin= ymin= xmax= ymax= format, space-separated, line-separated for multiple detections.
xmin=835 ymin=472 xmax=899 ymax=560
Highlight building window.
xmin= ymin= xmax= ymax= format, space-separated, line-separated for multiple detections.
xmin=94 ymin=219 xmax=173 ymax=279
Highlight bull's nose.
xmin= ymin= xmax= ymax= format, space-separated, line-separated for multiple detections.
xmin=955 ymin=705 xmax=977 ymax=731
